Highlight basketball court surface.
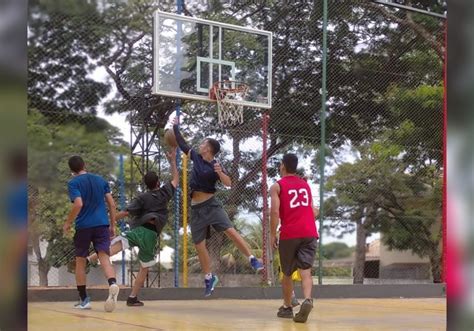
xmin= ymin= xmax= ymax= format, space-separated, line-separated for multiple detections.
xmin=29 ymin=298 xmax=445 ymax=330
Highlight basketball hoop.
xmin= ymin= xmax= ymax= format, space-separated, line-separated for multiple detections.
xmin=210 ymin=80 xmax=249 ymax=126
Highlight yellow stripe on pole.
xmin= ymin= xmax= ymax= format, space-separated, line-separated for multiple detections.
xmin=182 ymin=153 xmax=188 ymax=288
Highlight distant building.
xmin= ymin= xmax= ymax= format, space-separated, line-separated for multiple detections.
xmin=322 ymin=238 xmax=433 ymax=282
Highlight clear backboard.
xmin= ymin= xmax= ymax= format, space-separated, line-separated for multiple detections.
xmin=153 ymin=11 xmax=272 ymax=109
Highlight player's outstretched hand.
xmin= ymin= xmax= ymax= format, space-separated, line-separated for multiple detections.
xmin=166 ymin=147 xmax=177 ymax=162
xmin=172 ymin=117 xmax=179 ymax=126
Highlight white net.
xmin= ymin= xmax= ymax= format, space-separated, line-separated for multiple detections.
xmin=212 ymin=81 xmax=249 ymax=126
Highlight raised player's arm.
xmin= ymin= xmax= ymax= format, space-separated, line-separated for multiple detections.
xmin=270 ymin=182 xmax=281 ymax=242
xmin=172 ymin=118 xmax=191 ymax=156
xmin=167 ymin=147 xmax=179 ymax=188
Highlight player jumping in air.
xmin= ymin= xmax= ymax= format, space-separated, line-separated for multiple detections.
xmin=173 ymin=117 xmax=263 ymax=297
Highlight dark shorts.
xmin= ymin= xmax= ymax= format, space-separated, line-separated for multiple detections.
xmin=190 ymin=197 xmax=233 ymax=244
xmin=74 ymin=225 xmax=110 ymax=257
xmin=279 ymin=237 xmax=318 ymax=277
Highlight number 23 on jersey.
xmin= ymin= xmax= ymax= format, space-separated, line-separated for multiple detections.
xmin=288 ymin=188 xmax=309 ymax=208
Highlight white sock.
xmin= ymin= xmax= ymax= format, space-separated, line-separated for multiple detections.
xmin=205 ymin=273 xmax=212 ymax=280
xmin=248 ymin=255 xmax=255 ymax=262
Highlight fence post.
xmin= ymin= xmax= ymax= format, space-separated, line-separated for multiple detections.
xmin=182 ymin=153 xmax=188 ymax=287
xmin=173 ymin=0 xmax=185 ymax=288
xmin=262 ymin=111 xmax=270 ymax=285
xmin=318 ymin=0 xmax=328 ymax=285
xmin=118 ymin=154 xmax=126 ymax=285
xmin=442 ymin=22 xmax=447 ymax=284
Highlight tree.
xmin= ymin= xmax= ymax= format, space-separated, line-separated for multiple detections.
xmin=28 ymin=0 xmax=110 ymax=115
xmin=326 ymin=142 xmax=406 ymax=283
xmin=326 ymin=126 xmax=442 ymax=283
xmin=28 ymin=0 xmax=445 ymax=207
xmin=27 ymin=0 xmax=445 ymax=284
xmin=380 ymin=174 xmax=443 ymax=282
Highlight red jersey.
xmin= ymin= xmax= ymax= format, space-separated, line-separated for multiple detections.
xmin=278 ymin=175 xmax=319 ymax=240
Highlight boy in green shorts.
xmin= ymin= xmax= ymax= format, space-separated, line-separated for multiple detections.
xmin=87 ymin=148 xmax=178 ymax=306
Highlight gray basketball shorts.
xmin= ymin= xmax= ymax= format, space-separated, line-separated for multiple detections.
xmin=279 ymin=237 xmax=318 ymax=276
xmin=190 ymin=197 xmax=233 ymax=244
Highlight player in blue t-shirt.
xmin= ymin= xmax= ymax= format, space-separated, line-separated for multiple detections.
xmin=172 ymin=118 xmax=263 ymax=297
xmin=63 ymin=156 xmax=119 ymax=312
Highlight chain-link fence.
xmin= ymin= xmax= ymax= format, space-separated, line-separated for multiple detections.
xmin=321 ymin=1 xmax=445 ymax=285
xmin=28 ymin=0 xmax=445 ymax=288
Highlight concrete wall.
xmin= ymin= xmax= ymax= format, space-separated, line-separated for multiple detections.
xmin=379 ymin=244 xmax=430 ymax=267
xmin=138 ymin=272 xmax=263 ymax=288
xmin=28 ymin=263 xmax=130 ymax=287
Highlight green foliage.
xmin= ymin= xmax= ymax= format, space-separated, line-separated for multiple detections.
xmin=386 ymin=84 xmax=444 ymax=169
xmin=322 ymin=242 xmax=354 ymax=260
xmin=325 ymin=81 xmax=443 ymax=279
xmin=28 ymin=0 xmax=110 ymax=114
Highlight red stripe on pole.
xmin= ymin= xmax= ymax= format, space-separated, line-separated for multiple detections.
xmin=262 ymin=112 xmax=269 ymax=285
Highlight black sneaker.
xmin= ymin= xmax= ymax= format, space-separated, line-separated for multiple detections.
xmin=126 ymin=296 xmax=144 ymax=307
xmin=293 ymin=298 xmax=313 ymax=323
xmin=277 ymin=305 xmax=293 ymax=318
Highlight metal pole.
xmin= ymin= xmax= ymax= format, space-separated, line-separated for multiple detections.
xmin=173 ymin=0 xmax=184 ymax=288
xmin=262 ymin=112 xmax=269 ymax=285
xmin=182 ymin=154 xmax=188 ymax=287
xmin=318 ymin=0 xmax=328 ymax=286
xmin=441 ymin=22 xmax=447 ymax=283
xmin=118 ymin=154 xmax=126 ymax=285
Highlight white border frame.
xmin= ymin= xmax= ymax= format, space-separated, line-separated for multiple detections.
xmin=153 ymin=10 xmax=272 ymax=109
xmin=196 ymin=57 xmax=236 ymax=93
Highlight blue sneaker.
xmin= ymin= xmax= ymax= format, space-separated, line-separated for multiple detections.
xmin=73 ymin=296 xmax=91 ymax=309
xmin=204 ymin=274 xmax=219 ymax=297
xmin=250 ymin=257 xmax=264 ymax=271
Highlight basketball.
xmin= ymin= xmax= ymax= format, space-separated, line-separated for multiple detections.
xmin=164 ymin=129 xmax=178 ymax=148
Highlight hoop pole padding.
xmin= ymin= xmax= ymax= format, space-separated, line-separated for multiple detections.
xmin=182 ymin=153 xmax=188 ymax=288
xmin=262 ymin=112 xmax=269 ymax=285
